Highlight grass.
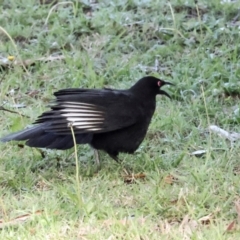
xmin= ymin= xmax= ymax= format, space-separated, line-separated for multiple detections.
xmin=0 ymin=0 xmax=240 ymax=239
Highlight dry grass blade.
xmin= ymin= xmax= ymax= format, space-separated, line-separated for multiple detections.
xmin=0 ymin=210 xmax=44 ymax=229
xmin=234 ymin=199 xmax=240 ymax=223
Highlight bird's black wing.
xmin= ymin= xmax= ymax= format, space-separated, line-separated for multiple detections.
xmin=35 ymin=88 xmax=142 ymax=135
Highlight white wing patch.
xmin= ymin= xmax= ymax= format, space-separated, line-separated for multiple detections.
xmin=60 ymin=102 xmax=105 ymax=131
xmin=62 ymin=113 xmax=103 ymax=117
xmin=60 ymin=109 xmax=99 ymax=113
xmin=61 ymin=102 xmax=96 ymax=107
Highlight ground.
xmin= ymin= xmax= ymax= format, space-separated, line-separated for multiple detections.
xmin=0 ymin=0 xmax=240 ymax=239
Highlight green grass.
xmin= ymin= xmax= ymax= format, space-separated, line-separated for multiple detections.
xmin=0 ymin=0 xmax=240 ymax=239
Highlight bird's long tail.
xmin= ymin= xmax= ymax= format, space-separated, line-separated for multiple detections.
xmin=0 ymin=124 xmax=93 ymax=150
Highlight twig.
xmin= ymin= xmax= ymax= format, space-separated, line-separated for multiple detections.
xmin=0 ymin=106 xmax=29 ymax=118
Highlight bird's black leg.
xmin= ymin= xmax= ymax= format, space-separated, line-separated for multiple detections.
xmin=108 ymin=153 xmax=121 ymax=163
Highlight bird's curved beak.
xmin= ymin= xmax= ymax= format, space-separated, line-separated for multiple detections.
xmin=163 ymin=81 xmax=174 ymax=86
xmin=159 ymin=81 xmax=174 ymax=99
xmin=158 ymin=90 xmax=172 ymax=99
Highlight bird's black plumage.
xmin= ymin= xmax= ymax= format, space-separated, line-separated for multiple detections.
xmin=1 ymin=76 xmax=173 ymax=162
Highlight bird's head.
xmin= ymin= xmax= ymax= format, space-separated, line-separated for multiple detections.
xmin=131 ymin=76 xmax=174 ymax=99
xmin=156 ymin=78 xmax=174 ymax=99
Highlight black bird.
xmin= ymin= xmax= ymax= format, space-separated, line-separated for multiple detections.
xmin=1 ymin=76 xmax=173 ymax=164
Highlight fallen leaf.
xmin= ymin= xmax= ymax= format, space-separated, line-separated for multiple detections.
xmin=123 ymin=173 xmax=146 ymax=184
xmin=26 ymin=90 xmax=41 ymax=98
xmin=35 ymin=179 xmax=51 ymax=191
xmin=179 ymin=215 xmax=198 ymax=240
xmin=225 ymin=221 xmax=236 ymax=232
xmin=164 ymin=174 xmax=177 ymax=184
xmin=159 ymin=219 xmax=172 ymax=234
xmin=190 ymin=150 xmax=207 ymax=157
xmin=198 ymin=214 xmax=213 ymax=225
xmin=209 ymin=125 xmax=240 ymax=142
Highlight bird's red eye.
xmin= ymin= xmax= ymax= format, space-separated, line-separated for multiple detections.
xmin=157 ymin=81 xmax=161 ymax=87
